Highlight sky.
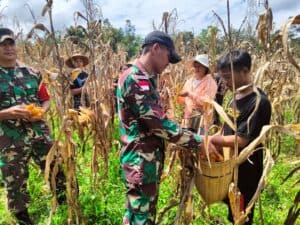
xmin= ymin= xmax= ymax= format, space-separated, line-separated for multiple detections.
xmin=0 ymin=0 xmax=299 ymax=37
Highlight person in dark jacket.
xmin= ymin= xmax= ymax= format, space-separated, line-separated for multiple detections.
xmin=210 ymin=50 xmax=271 ymax=224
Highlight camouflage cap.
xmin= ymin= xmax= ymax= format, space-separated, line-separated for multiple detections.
xmin=0 ymin=28 xmax=15 ymax=44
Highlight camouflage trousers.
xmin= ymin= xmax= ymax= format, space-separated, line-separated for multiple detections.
xmin=121 ymin=141 xmax=165 ymax=225
xmin=0 ymin=133 xmax=66 ymax=214
xmin=123 ymin=182 xmax=159 ymax=225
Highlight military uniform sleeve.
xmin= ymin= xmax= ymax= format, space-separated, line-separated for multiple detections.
xmin=123 ymin=74 xmax=202 ymax=150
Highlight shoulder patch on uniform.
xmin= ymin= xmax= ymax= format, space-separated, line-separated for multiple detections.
xmin=137 ymin=80 xmax=150 ymax=91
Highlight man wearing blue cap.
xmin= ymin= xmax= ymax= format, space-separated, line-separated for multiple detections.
xmin=116 ymin=31 xmax=217 ymax=224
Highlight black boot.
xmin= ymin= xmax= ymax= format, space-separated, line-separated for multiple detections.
xmin=15 ymin=210 xmax=33 ymax=225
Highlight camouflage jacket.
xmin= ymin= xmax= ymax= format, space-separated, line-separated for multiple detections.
xmin=0 ymin=66 xmax=51 ymax=148
xmin=116 ymin=62 xmax=202 ymax=185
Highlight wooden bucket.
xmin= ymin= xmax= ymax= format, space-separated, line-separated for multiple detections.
xmin=195 ymin=158 xmax=234 ymax=204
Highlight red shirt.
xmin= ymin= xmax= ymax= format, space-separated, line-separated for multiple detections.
xmin=38 ymin=83 xmax=50 ymax=101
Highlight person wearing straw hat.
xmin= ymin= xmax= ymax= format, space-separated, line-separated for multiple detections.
xmin=65 ymin=53 xmax=90 ymax=109
xmin=116 ymin=30 xmax=218 ymax=225
xmin=210 ymin=50 xmax=271 ymax=224
xmin=179 ymin=54 xmax=218 ymax=134
xmin=0 ymin=28 xmax=66 ymax=225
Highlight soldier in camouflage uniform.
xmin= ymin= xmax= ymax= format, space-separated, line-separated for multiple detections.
xmin=0 ymin=28 xmax=66 ymax=225
xmin=116 ymin=31 xmax=216 ymax=225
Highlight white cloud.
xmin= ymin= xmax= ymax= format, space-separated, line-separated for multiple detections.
xmin=0 ymin=0 xmax=85 ymax=33
xmin=0 ymin=0 xmax=298 ymax=37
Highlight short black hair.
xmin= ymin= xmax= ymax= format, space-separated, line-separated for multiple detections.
xmin=141 ymin=43 xmax=166 ymax=55
xmin=218 ymin=50 xmax=251 ymax=72
xmin=141 ymin=44 xmax=152 ymax=55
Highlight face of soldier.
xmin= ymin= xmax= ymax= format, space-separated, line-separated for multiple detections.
xmin=0 ymin=39 xmax=17 ymax=64
xmin=151 ymin=43 xmax=170 ymax=75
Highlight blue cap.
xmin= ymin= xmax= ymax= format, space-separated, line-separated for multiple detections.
xmin=142 ymin=31 xmax=181 ymax=64
xmin=0 ymin=28 xmax=15 ymax=44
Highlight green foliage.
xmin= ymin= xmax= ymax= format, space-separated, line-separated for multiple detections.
xmin=289 ymin=25 xmax=300 ymax=57
xmin=101 ymin=19 xmax=124 ymax=53
xmin=75 ymin=147 xmax=125 ymax=225
xmin=65 ymin=18 xmax=142 ymax=60
xmin=195 ymin=26 xmax=224 ymax=54
xmin=121 ymin=20 xmax=143 ymax=60
xmin=99 ymin=18 xmax=143 ymax=59
xmin=0 ymin=117 xmax=299 ymax=224
xmin=255 ymin=156 xmax=299 ymax=225
xmin=0 ymin=145 xmax=298 ymax=224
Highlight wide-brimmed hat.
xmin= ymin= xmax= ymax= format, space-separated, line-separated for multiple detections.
xmin=65 ymin=53 xmax=89 ymax=68
xmin=193 ymin=54 xmax=209 ymax=68
xmin=142 ymin=31 xmax=181 ymax=64
xmin=0 ymin=28 xmax=15 ymax=44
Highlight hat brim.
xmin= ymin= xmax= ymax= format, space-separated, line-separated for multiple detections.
xmin=0 ymin=36 xmax=15 ymax=44
xmin=65 ymin=55 xmax=89 ymax=68
xmin=193 ymin=59 xmax=209 ymax=69
xmin=169 ymin=49 xmax=181 ymax=64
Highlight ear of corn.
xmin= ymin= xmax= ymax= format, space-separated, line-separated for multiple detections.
xmin=25 ymin=104 xmax=44 ymax=118
xmin=200 ymin=151 xmax=224 ymax=162
xmin=71 ymin=68 xmax=82 ymax=81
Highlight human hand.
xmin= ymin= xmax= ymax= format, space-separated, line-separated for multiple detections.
xmin=199 ymin=135 xmax=224 ymax=162
xmin=2 ymin=105 xmax=31 ymax=120
xmin=25 ymin=104 xmax=45 ymax=122
xmin=199 ymin=135 xmax=215 ymax=154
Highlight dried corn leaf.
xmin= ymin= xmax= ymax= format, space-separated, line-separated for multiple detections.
xmin=237 ymin=124 xmax=300 ymax=165
xmin=281 ymin=15 xmax=300 ymax=72
xmin=74 ymin=11 xmax=88 ymax=22
xmin=41 ymin=0 xmax=52 ymax=17
xmin=256 ymin=8 xmax=273 ymax=48
xmin=204 ymin=98 xmax=236 ymax=131
xmin=26 ymin=23 xmax=50 ymax=40
xmin=254 ymin=61 xmax=270 ymax=87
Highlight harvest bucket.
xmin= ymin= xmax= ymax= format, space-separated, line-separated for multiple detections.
xmin=195 ymin=158 xmax=234 ymax=204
